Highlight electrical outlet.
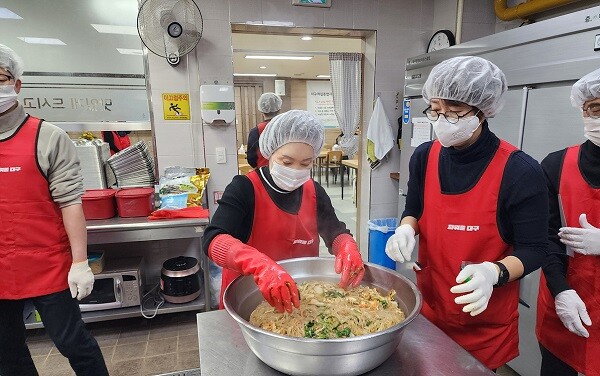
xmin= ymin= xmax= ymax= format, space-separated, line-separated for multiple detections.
xmin=216 ymin=147 xmax=226 ymax=164
xmin=595 ymin=34 xmax=600 ymax=51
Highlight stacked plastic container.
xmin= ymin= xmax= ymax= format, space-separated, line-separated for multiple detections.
xmin=82 ymin=187 xmax=155 ymax=219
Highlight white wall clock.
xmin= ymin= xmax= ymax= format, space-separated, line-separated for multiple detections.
xmin=427 ymin=30 xmax=456 ymax=53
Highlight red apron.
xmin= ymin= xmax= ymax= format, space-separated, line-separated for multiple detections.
xmin=417 ymin=140 xmax=519 ymax=370
xmin=256 ymin=121 xmax=270 ymax=168
xmin=102 ymin=131 xmax=131 ymax=155
xmin=219 ymin=169 xmax=319 ymax=306
xmin=536 ymin=145 xmax=600 ymax=376
xmin=0 ymin=115 xmax=71 ymax=299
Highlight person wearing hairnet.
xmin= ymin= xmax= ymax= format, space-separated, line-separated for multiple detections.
xmin=204 ymin=110 xmax=364 ymax=312
xmin=0 ymin=45 xmax=108 ymax=375
xmin=246 ymin=92 xmax=282 ymax=168
xmin=385 ymin=56 xmax=548 ymax=370
xmin=536 ymin=67 xmax=600 ymax=376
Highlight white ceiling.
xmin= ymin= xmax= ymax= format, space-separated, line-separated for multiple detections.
xmin=232 ymin=33 xmax=362 ymax=79
xmin=1 ymin=1 xmax=362 ymax=79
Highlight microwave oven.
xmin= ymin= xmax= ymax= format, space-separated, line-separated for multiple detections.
xmin=79 ymin=257 xmax=144 ymax=312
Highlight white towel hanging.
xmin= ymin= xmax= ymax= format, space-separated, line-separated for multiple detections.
xmin=366 ymin=97 xmax=394 ymax=160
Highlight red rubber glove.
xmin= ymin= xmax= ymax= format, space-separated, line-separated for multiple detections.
xmin=332 ymin=233 xmax=365 ymax=289
xmin=209 ymin=234 xmax=300 ymax=313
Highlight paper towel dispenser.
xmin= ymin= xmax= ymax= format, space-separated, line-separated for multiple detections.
xmin=200 ymin=85 xmax=235 ymax=124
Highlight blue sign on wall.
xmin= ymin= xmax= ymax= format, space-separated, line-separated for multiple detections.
xmin=402 ymin=99 xmax=411 ymax=125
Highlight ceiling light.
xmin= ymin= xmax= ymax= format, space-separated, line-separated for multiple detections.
xmin=17 ymin=37 xmax=65 ymax=45
xmin=234 ymin=73 xmax=277 ymax=77
xmin=301 ymin=36 xmax=313 ymax=41
xmin=317 ymin=75 xmax=330 ymax=78
xmin=117 ymin=48 xmax=143 ymax=56
xmin=91 ymin=24 xmax=138 ymax=35
xmin=259 ymin=66 xmax=267 ymax=69
xmin=245 ymin=55 xmax=312 ymax=61
xmin=0 ymin=8 xmax=22 ymax=19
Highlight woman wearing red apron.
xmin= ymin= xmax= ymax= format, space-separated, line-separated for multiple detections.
xmin=204 ymin=110 xmax=365 ymax=312
xmin=385 ymin=56 xmax=548 ymax=370
xmin=536 ymin=67 xmax=600 ymax=376
xmin=246 ymin=92 xmax=282 ymax=168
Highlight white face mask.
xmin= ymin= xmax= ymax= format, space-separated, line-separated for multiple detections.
xmin=0 ymin=85 xmax=18 ymax=114
xmin=432 ymin=114 xmax=482 ymax=147
xmin=583 ymin=117 xmax=600 ymax=146
xmin=270 ymin=161 xmax=311 ymax=191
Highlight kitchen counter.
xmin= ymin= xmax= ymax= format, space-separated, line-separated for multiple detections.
xmin=196 ymin=310 xmax=495 ymax=376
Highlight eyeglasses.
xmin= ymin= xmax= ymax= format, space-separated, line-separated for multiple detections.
xmin=0 ymin=73 xmax=14 ymax=84
xmin=583 ymin=104 xmax=600 ymax=119
xmin=423 ymin=106 xmax=477 ymax=124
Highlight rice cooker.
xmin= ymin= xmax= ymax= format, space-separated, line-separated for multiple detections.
xmin=160 ymin=256 xmax=202 ymax=304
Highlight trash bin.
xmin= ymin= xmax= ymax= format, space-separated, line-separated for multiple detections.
xmin=367 ymin=218 xmax=399 ymax=269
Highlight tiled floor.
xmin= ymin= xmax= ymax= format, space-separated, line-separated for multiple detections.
xmin=25 ymin=312 xmax=200 ymax=376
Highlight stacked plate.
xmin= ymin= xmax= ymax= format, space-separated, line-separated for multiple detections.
xmin=74 ymin=139 xmax=110 ymax=190
xmin=106 ymin=141 xmax=156 ymax=188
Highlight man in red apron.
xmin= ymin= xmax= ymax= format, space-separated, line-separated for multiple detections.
xmin=102 ymin=130 xmax=131 ymax=155
xmin=246 ymin=92 xmax=282 ymax=168
xmin=385 ymin=56 xmax=548 ymax=370
xmin=536 ymin=67 xmax=600 ymax=376
xmin=0 ymin=44 xmax=108 ymax=375
xmin=204 ymin=110 xmax=365 ymax=312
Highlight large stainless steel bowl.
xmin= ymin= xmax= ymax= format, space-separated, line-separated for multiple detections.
xmin=223 ymin=257 xmax=422 ymax=376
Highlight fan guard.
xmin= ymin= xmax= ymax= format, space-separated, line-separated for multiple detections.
xmin=137 ymin=0 xmax=203 ymax=65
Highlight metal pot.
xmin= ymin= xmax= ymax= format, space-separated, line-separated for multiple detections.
xmin=223 ymin=257 xmax=422 ymax=376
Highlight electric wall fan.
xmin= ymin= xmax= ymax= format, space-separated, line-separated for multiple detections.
xmin=137 ymin=0 xmax=203 ymax=66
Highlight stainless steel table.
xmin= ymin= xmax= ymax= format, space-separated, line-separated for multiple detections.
xmin=197 ymin=310 xmax=495 ymax=376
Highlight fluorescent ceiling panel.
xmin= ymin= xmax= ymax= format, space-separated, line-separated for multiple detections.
xmin=317 ymin=75 xmax=330 ymax=78
xmin=17 ymin=37 xmax=66 ymax=45
xmin=91 ymin=24 xmax=138 ymax=35
xmin=0 ymin=8 xmax=22 ymax=19
xmin=245 ymin=55 xmax=312 ymax=61
xmin=117 ymin=48 xmax=143 ymax=55
xmin=234 ymin=73 xmax=277 ymax=77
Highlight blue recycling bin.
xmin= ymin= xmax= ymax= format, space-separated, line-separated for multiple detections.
xmin=368 ymin=218 xmax=399 ymax=269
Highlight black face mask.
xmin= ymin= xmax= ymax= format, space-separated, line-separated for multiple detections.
xmin=116 ymin=131 xmax=131 ymax=137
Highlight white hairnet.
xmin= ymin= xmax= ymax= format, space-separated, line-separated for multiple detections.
xmin=257 ymin=92 xmax=282 ymax=114
xmin=422 ymin=56 xmax=507 ymax=118
xmin=259 ymin=110 xmax=324 ymax=159
xmin=0 ymin=44 xmax=24 ymax=81
xmin=571 ymin=68 xmax=600 ymax=108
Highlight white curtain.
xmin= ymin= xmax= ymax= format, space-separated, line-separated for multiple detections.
xmin=329 ymin=52 xmax=362 ymax=158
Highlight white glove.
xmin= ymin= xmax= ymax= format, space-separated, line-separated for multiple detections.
xmin=559 ymin=213 xmax=600 ymax=255
xmin=555 ymin=289 xmax=592 ymax=338
xmin=68 ymin=261 xmax=95 ymax=300
xmin=450 ymin=261 xmax=498 ymax=316
xmin=385 ymin=224 xmax=416 ymax=263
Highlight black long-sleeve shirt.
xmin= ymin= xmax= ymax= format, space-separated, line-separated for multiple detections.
xmin=402 ymin=123 xmax=548 ymax=276
xmin=202 ymin=167 xmax=350 ymax=254
xmin=541 ymin=140 xmax=600 ymax=297
xmin=245 ymin=126 xmax=260 ymax=168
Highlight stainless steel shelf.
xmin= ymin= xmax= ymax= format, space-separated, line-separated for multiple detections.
xmin=25 ymin=297 xmax=205 ymax=329
xmin=25 ymin=217 xmax=212 ymax=330
xmin=86 ymin=217 xmax=209 ymax=245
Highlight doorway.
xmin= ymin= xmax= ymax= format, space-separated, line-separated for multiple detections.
xmin=230 ymin=25 xmax=370 ymax=253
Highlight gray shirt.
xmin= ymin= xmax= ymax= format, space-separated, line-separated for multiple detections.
xmin=0 ymin=102 xmax=84 ymax=207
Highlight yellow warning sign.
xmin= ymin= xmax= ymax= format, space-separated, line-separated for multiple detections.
xmin=162 ymin=93 xmax=190 ymax=120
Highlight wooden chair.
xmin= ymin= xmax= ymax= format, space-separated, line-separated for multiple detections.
xmin=323 ymin=150 xmax=343 ymax=187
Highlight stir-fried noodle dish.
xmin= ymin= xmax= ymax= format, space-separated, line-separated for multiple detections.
xmin=249 ymin=281 xmax=405 ymax=339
